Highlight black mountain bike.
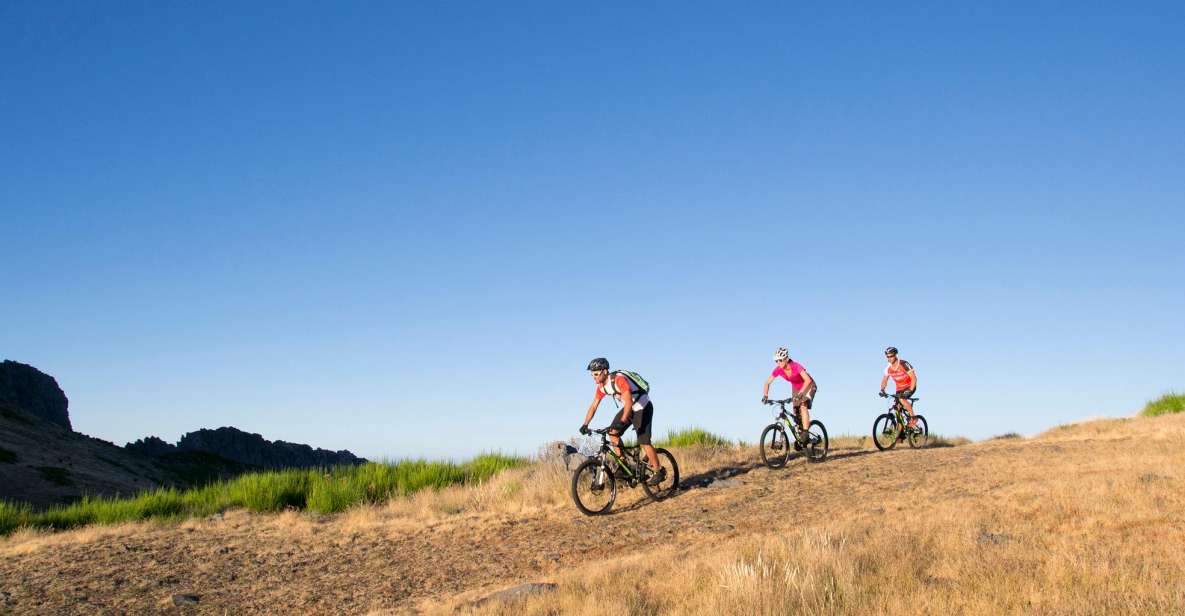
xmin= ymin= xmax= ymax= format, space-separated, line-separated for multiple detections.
xmin=759 ymin=398 xmax=829 ymax=468
xmin=570 ymin=427 xmax=680 ymax=515
xmin=873 ymin=392 xmax=929 ymax=450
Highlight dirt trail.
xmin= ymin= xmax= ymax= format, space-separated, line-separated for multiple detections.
xmin=2 ymin=416 xmax=1178 ymax=614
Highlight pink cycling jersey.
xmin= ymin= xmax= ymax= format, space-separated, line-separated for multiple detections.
xmin=771 ymin=361 xmax=808 ymax=391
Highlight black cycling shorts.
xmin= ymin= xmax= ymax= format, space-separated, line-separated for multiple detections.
xmin=609 ymin=403 xmax=654 ymax=446
xmin=898 ymin=388 xmax=917 ymax=399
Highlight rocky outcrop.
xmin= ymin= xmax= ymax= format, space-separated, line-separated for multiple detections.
xmin=124 ymin=436 xmax=175 ymax=457
xmin=0 ymin=360 xmax=71 ymax=431
xmin=128 ymin=427 xmax=365 ymax=470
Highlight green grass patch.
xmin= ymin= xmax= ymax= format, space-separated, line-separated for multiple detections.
xmin=2 ymin=454 xmax=527 ymax=535
xmin=0 ymin=446 xmax=16 ymax=463
xmin=36 ymin=466 xmax=74 ymax=486
xmin=656 ymin=427 xmax=734 ymax=448
xmin=1141 ymin=392 xmax=1185 ymax=417
xmin=0 ymin=501 xmax=31 ymax=535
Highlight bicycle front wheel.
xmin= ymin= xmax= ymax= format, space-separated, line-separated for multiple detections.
xmin=872 ymin=413 xmax=900 ymax=451
xmin=760 ymin=424 xmax=791 ymax=469
xmin=805 ymin=420 xmax=829 ymax=462
xmin=641 ymin=448 xmax=680 ymax=500
xmin=571 ymin=459 xmax=616 ymax=515
xmin=907 ymin=415 xmax=930 ymax=449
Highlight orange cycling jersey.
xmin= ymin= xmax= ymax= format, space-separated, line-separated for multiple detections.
xmin=884 ymin=360 xmax=916 ymax=392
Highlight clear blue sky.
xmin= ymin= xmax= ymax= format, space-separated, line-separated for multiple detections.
xmin=3 ymin=2 xmax=1182 ymax=459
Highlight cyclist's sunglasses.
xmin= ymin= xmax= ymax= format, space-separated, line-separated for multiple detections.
xmin=885 ymin=354 xmax=897 ymax=359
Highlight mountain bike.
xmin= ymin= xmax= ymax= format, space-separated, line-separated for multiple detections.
xmin=759 ymin=398 xmax=829 ymax=469
xmin=570 ymin=427 xmax=680 ymax=515
xmin=873 ymin=392 xmax=929 ymax=450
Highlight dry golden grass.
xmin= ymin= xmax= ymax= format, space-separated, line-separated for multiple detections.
xmin=4 ymin=416 xmax=1182 ymax=615
xmin=426 ymin=415 xmax=1185 ymax=615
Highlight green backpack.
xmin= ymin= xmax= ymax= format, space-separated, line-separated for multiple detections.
xmin=612 ymin=370 xmax=650 ymax=394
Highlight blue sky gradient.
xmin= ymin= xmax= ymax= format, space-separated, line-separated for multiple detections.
xmin=3 ymin=2 xmax=1183 ymax=458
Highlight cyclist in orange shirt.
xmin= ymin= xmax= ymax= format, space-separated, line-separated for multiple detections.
xmin=879 ymin=346 xmax=918 ymax=427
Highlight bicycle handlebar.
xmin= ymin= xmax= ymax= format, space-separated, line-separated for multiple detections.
xmin=880 ymin=392 xmax=919 ymax=401
xmin=763 ymin=398 xmax=793 ymax=405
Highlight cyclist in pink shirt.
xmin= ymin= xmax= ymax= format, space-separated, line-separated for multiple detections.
xmin=762 ymin=347 xmax=817 ymax=444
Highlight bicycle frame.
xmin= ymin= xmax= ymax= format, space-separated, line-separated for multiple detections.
xmin=886 ymin=395 xmax=917 ymax=425
xmin=771 ymin=401 xmax=806 ymax=439
xmin=594 ymin=433 xmax=644 ymax=481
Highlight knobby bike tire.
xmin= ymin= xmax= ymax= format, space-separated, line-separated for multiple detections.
xmin=570 ymin=459 xmax=616 ymax=515
xmin=806 ymin=419 xmax=829 ymax=461
xmin=908 ymin=414 xmax=930 ymax=449
xmin=760 ymin=424 xmax=791 ymax=469
xmin=872 ymin=413 xmax=900 ymax=451
xmin=641 ymin=448 xmax=680 ymax=500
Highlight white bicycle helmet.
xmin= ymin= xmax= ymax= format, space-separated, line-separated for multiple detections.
xmin=773 ymin=347 xmax=789 ymax=361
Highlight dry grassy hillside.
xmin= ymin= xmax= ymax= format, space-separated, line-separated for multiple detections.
xmin=2 ymin=414 xmax=1183 ymax=614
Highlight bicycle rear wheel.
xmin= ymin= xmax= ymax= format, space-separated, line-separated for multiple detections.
xmin=760 ymin=424 xmax=790 ymax=468
xmin=805 ymin=420 xmax=829 ymax=461
xmin=907 ymin=415 xmax=929 ymax=448
xmin=571 ymin=459 xmax=616 ymax=515
xmin=641 ymin=448 xmax=680 ymax=500
xmin=872 ymin=413 xmax=900 ymax=451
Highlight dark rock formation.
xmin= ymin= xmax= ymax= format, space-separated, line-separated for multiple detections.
xmin=0 ymin=360 xmax=71 ymax=431
xmin=124 ymin=436 xmax=176 ymax=457
xmin=128 ymin=427 xmax=365 ymax=470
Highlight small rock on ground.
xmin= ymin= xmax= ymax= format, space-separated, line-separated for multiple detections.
xmin=171 ymin=594 xmax=200 ymax=606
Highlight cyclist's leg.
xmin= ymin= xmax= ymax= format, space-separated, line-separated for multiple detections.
xmin=608 ymin=409 xmax=628 ymax=458
xmin=634 ymin=403 xmax=660 ymax=470
xmin=900 ymin=389 xmax=916 ymax=426
xmin=797 ymin=388 xmax=813 ymax=431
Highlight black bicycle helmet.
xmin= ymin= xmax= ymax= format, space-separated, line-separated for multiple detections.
xmin=586 ymin=357 xmax=610 ymax=371
xmin=884 ymin=346 xmax=898 ymax=356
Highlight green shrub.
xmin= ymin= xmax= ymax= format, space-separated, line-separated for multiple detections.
xmin=0 ymin=446 xmax=16 ymax=463
xmin=1 ymin=453 xmax=528 ymax=535
xmin=1141 ymin=392 xmax=1185 ymax=417
xmin=656 ymin=427 xmax=733 ymax=448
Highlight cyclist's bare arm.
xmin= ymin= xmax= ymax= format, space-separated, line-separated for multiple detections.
xmin=800 ymin=371 xmax=814 ymax=394
xmin=582 ymin=398 xmax=601 ymax=427
xmin=879 ymin=375 xmax=889 ymax=391
xmin=907 ymin=369 xmax=917 ymax=390
xmin=762 ymin=374 xmax=776 ymax=398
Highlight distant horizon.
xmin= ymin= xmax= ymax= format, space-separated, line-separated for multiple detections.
xmin=4 ymin=3 xmax=1182 ymax=459
xmin=6 ymin=356 xmax=1177 ymax=461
